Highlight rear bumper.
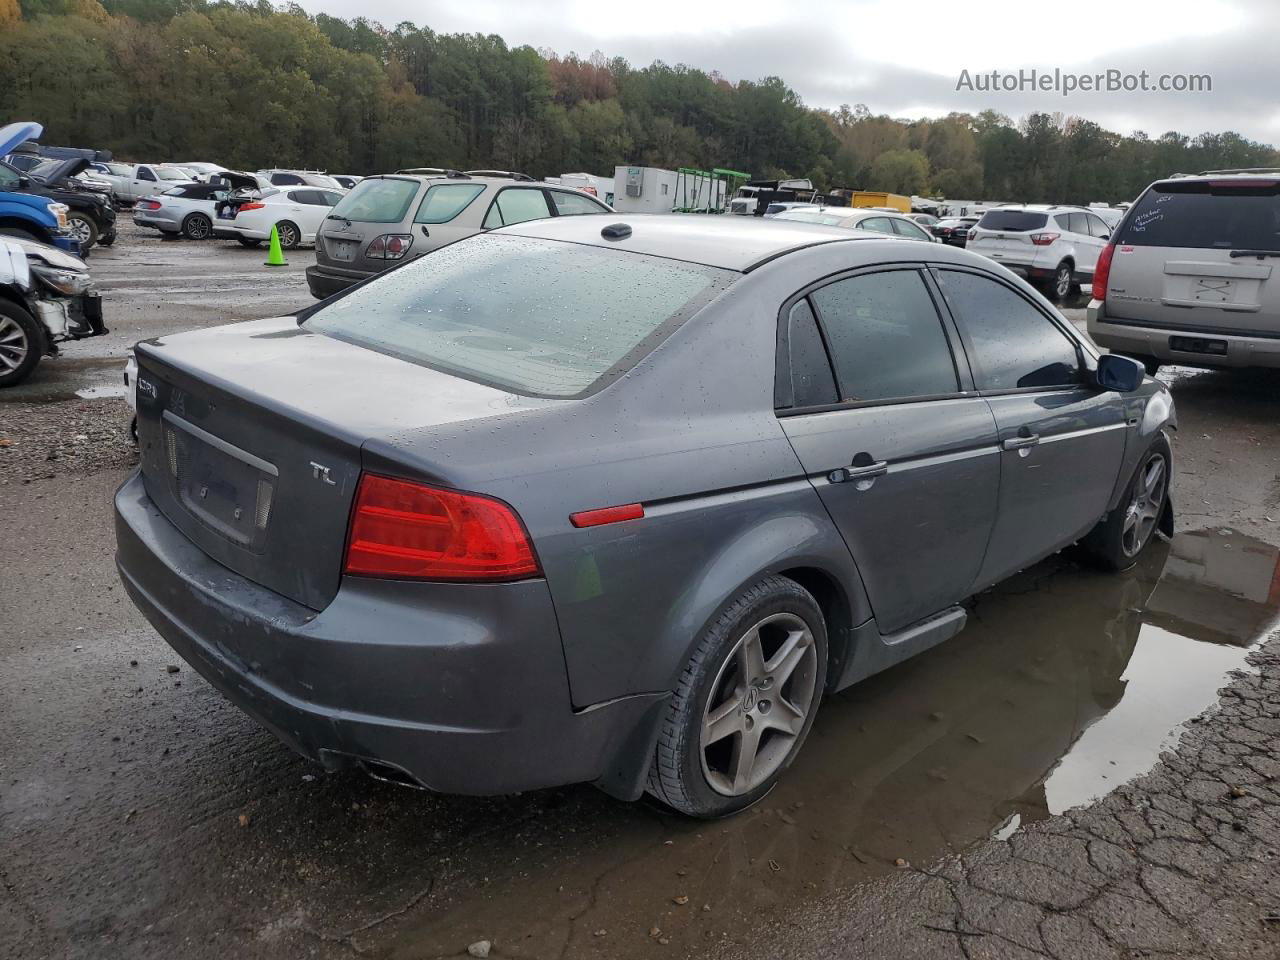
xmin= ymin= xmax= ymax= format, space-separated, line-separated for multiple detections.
xmin=114 ymin=468 xmax=664 ymax=797
xmin=133 ymin=211 xmax=179 ymax=232
xmin=1087 ymin=302 xmax=1280 ymax=369
xmin=306 ymin=264 xmax=364 ymax=299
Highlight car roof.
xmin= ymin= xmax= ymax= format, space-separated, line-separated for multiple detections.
xmin=498 ymin=213 xmax=877 ymax=272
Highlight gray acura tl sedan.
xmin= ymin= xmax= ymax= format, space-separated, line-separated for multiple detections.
xmin=115 ymin=215 xmax=1175 ymax=818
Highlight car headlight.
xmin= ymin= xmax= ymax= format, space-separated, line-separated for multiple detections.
xmin=50 ymin=202 xmax=69 ymax=230
xmin=29 ymin=261 xmax=91 ymax=296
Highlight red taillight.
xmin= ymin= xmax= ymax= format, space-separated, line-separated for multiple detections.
xmin=344 ymin=474 xmax=539 ymax=581
xmin=569 ymin=503 xmax=644 ymax=528
xmin=366 ymin=233 xmax=414 ymax=260
xmin=1029 ymin=232 xmax=1060 ymax=246
xmin=138 ymin=200 xmax=161 ymax=210
xmin=1092 ymin=242 xmax=1117 ymax=300
xmin=237 ymin=202 xmax=265 ymax=213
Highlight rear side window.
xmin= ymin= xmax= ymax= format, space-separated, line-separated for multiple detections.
xmin=856 ymin=216 xmax=895 ymax=235
xmin=891 ymin=218 xmax=932 ymax=241
xmin=305 ymin=234 xmax=732 ymax=398
xmin=550 ymin=190 xmax=607 ymax=216
xmin=329 ymin=178 xmax=419 ymax=224
xmin=811 ymin=270 xmax=958 ymax=403
xmin=979 ymin=211 xmax=1048 ymax=231
xmin=938 ymin=270 xmax=1081 ymax=391
xmin=1116 ymin=180 xmax=1280 ymax=250
xmin=785 ymin=299 xmax=837 ymax=407
xmin=1086 ymin=214 xmax=1111 ymax=238
xmin=415 ymin=183 xmax=485 ymax=224
xmin=483 ymin=188 xmax=553 ymax=228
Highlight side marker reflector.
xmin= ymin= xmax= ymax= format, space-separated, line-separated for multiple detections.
xmin=570 ymin=503 xmax=644 ymax=528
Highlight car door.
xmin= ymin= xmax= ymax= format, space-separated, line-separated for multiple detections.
xmin=1067 ymin=212 xmax=1102 ymax=274
xmin=409 ymin=182 xmax=489 ymax=254
xmin=131 ymin=165 xmax=157 ymax=201
xmin=286 ymin=189 xmax=330 ymax=241
xmin=933 ymin=267 xmax=1128 ymax=589
xmin=777 ymin=266 xmax=1001 ymax=633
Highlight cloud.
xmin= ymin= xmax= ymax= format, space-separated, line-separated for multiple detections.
xmin=305 ymin=0 xmax=1278 ymax=142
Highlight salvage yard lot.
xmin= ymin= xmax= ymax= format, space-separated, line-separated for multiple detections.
xmin=2 ymin=223 xmax=1280 ymax=960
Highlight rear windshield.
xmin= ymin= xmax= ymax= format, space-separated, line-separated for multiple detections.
xmin=328 ymin=178 xmax=419 ymax=224
xmin=978 ymin=211 xmax=1047 ymax=231
xmin=304 ymin=234 xmax=733 ymax=397
xmin=1117 ymin=180 xmax=1280 ymax=250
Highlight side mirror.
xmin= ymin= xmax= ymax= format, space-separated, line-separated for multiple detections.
xmin=1096 ymin=353 xmax=1144 ymax=392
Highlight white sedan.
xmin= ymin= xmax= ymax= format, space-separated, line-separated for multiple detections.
xmin=213 ymin=186 xmax=346 ymax=249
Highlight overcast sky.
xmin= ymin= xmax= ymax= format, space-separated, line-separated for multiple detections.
xmin=305 ymin=0 xmax=1279 ymax=144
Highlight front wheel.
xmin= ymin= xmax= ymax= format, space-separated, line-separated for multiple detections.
xmin=0 ymin=300 xmax=46 ymax=387
xmin=66 ymin=212 xmax=98 ymax=251
xmin=647 ymin=576 xmax=827 ymax=818
xmin=1081 ymin=435 xmax=1172 ymax=570
xmin=274 ymin=220 xmax=301 ymax=250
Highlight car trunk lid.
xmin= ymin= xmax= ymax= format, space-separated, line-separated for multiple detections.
xmin=1106 ymin=179 xmax=1280 ymax=336
xmin=133 ymin=316 xmax=545 ymax=610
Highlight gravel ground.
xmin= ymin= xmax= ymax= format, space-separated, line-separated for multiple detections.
xmin=0 ymin=399 xmax=137 ymax=485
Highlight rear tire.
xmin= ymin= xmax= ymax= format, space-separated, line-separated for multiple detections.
xmin=275 ymin=221 xmax=300 ymax=250
xmin=646 ymin=576 xmax=827 ymax=818
xmin=182 ymin=213 xmax=213 ymax=240
xmin=1042 ymin=261 xmax=1072 ymax=300
xmin=0 ymin=299 xmax=46 ymax=388
xmin=1081 ymin=434 xmax=1172 ymax=571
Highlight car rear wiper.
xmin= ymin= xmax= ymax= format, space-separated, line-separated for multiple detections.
xmin=1228 ymin=249 xmax=1280 ymax=258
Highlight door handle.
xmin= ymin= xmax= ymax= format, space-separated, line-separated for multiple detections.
xmin=829 ymin=459 xmax=888 ymax=484
xmin=1002 ymin=433 xmax=1041 ymax=451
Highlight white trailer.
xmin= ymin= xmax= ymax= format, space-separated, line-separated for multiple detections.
xmin=612 ymin=166 xmax=726 ymax=214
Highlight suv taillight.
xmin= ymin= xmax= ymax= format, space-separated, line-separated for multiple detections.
xmin=366 ymin=234 xmax=414 ymax=260
xmin=1029 ymin=232 xmax=1059 ymax=246
xmin=1092 ymin=242 xmax=1117 ymax=300
xmin=344 ymin=474 xmax=539 ymax=581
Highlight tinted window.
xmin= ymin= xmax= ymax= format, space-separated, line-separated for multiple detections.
xmin=785 ymin=299 xmax=837 ymax=408
xmin=290 ymin=189 xmax=324 ymax=205
xmin=137 ymin=167 xmax=156 ymax=182
xmin=891 ymin=218 xmax=932 ymax=241
xmin=978 ymin=211 xmax=1048 ymax=231
xmin=271 ymin=173 xmax=303 ymax=185
xmin=856 ymin=216 xmax=895 ymax=235
xmin=483 ymin=188 xmax=552 ymax=228
xmin=305 ymin=234 xmax=732 ymax=397
xmin=1117 ymin=180 xmax=1280 ymax=250
xmin=938 ymin=271 xmax=1081 ymax=391
xmin=329 ymin=178 xmax=419 ymax=223
xmin=550 ymin=190 xmax=607 ymax=216
xmin=414 ymin=183 xmax=485 ymax=223
xmin=811 ymin=271 xmax=958 ymax=403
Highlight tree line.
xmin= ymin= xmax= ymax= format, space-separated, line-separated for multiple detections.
xmin=3 ymin=0 xmax=1278 ymax=203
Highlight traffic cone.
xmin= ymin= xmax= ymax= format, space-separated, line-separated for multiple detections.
xmin=264 ymin=224 xmax=288 ymax=267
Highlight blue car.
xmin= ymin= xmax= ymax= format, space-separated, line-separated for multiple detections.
xmin=0 ymin=121 xmax=80 ymax=255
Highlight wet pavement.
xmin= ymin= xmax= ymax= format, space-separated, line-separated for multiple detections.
xmin=2 ymin=229 xmax=1280 ymax=960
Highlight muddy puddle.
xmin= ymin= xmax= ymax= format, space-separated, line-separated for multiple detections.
xmin=382 ymin=528 xmax=1280 ymax=959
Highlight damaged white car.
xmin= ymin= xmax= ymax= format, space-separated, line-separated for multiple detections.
xmin=0 ymin=236 xmax=104 ymax=386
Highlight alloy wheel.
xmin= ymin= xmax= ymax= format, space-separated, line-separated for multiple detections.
xmin=278 ymin=223 xmax=299 ymax=248
xmin=187 ymin=215 xmax=211 ymax=240
xmin=1122 ymin=453 xmax=1166 ymax=557
xmin=68 ymin=216 xmax=93 ymax=246
xmin=699 ymin=612 xmax=819 ymax=797
xmin=0 ymin=314 xmax=29 ymax=373
xmin=1055 ymin=266 xmax=1071 ymax=298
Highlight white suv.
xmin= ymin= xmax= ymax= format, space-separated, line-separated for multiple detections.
xmin=966 ymin=205 xmax=1113 ymax=299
